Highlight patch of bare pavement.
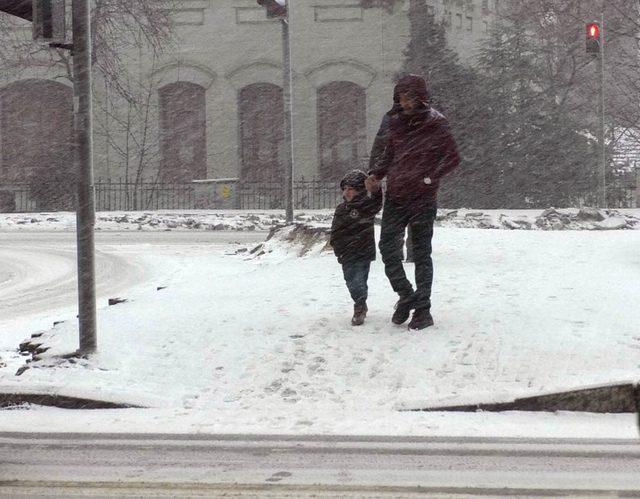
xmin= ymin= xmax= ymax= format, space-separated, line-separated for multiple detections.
xmin=409 ymin=383 xmax=640 ymax=414
xmin=1 ymin=433 xmax=640 ymax=497
xmin=3 ymin=382 xmax=639 ymax=416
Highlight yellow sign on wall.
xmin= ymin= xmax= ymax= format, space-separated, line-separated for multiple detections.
xmin=221 ymin=185 xmax=232 ymax=199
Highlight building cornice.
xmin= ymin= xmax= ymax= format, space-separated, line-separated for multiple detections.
xmin=151 ymin=61 xmax=217 ymax=89
xmin=304 ymin=59 xmax=377 ymax=89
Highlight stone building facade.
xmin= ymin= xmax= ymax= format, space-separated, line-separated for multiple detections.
xmin=0 ymin=0 xmax=499 ymax=210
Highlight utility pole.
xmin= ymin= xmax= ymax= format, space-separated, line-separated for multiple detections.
xmin=597 ymin=12 xmax=607 ymax=208
xmin=72 ymin=0 xmax=97 ymax=354
xmin=281 ymin=9 xmax=294 ymax=222
xmin=586 ymin=19 xmax=607 ymax=208
xmin=257 ymin=0 xmax=294 ymax=222
xmin=2 ymin=0 xmax=98 ymax=353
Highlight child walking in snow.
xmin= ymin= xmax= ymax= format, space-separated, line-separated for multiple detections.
xmin=329 ymin=170 xmax=383 ymax=326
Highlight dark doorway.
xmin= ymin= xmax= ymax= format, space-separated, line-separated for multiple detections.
xmin=159 ymin=82 xmax=207 ymax=182
xmin=0 ymin=79 xmax=73 ymax=210
xmin=318 ymin=81 xmax=366 ymax=180
xmin=238 ymin=83 xmax=284 ymax=183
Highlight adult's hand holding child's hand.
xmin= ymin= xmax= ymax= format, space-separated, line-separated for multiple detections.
xmin=365 ymin=175 xmax=380 ymax=192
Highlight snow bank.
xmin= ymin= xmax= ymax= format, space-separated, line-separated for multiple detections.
xmin=1 ymin=207 xmax=638 ymax=232
xmin=240 ymin=223 xmax=331 ymax=260
xmin=437 ymin=207 xmax=640 ymax=231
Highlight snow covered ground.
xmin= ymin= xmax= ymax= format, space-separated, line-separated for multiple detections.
xmin=0 ymin=209 xmax=639 ymax=439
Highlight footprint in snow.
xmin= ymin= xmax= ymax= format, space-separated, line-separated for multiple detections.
xmin=281 ymin=388 xmax=299 ymax=403
xmin=266 ymin=471 xmax=292 ymax=483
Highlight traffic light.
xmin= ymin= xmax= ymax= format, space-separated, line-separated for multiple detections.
xmin=33 ymin=0 xmax=66 ymax=43
xmin=257 ymin=0 xmax=287 ymax=19
xmin=586 ymin=22 xmax=601 ymax=56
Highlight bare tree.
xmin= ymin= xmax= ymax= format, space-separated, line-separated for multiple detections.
xmin=90 ymin=0 xmax=174 ymax=101
xmin=1 ymin=0 xmax=174 ymax=92
xmin=0 ymin=1 xmax=176 ymax=209
xmin=94 ymin=54 xmax=162 ymax=209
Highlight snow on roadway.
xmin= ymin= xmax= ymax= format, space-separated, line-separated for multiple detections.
xmin=0 ymin=232 xmax=263 ymax=355
xmin=0 ymin=209 xmax=639 ymax=439
xmin=0 ymin=234 xmax=152 ymax=352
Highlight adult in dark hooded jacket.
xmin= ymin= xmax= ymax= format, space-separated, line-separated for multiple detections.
xmin=368 ymin=87 xmax=401 ymax=172
xmin=368 ymin=74 xmax=460 ymax=330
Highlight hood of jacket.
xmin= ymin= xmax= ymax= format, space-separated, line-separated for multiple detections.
xmin=394 ymin=74 xmax=430 ymax=106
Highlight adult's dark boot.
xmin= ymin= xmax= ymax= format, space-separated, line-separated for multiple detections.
xmin=408 ymin=308 xmax=434 ymax=330
xmin=391 ymin=293 xmax=416 ymax=325
xmin=351 ymin=303 xmax=368 ymax=326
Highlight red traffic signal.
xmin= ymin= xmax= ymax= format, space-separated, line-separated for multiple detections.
xmin=586 ymin=22 xmax=601 ymax=55
xmin=257 ymin=0 xmax=287 ymax=19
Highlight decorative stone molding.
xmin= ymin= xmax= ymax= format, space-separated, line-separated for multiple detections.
xmin=169 ymin=9 xmax=205 ymax=26
xmin=313 ymin=5 xmax=363 ymax=22
xmin=0 ymin=76 xmax=72 ymax=91
xmin=151 ymin=61 xmax=216 ymax=90
xmin=226 ymin=61 xmax=282 ymax=90
xmin=235 ymin=7 xmax=276 ymax=24
xmin=304 ymin=60 xmax=377 ymax=89
xmin=164 ymin=0 xmax=210 ymax=10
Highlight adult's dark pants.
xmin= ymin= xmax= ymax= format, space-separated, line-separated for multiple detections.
xmin=379 ymin=198 xmax=437 ymax=311
xmin=341 ymin=260 xmax=371 ymax=308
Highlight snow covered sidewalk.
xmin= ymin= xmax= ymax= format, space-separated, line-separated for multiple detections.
xmin=1 ymin=223 xmax=639 ymax=438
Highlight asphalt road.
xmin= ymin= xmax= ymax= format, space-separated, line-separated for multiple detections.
xmin=1 ymin=433 xmax=639 ymax=497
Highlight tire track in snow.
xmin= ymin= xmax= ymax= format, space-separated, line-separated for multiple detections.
xmin=0 ymin=244 xmax=146 ymax=320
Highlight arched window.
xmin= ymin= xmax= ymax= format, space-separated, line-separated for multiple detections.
xmin=0 ymin=79 xmax=73 ymax=210
xmin=159 ymin=82 xmax=207 ymax=182
xmin=238 ymin=83 xmax=284 ymax=183
xmin=318 ymin=81 xmax=366 ymax=180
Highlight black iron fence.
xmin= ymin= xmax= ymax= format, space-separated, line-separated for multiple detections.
xmin=2 ymin=175 xmax=637 ymax=213
xmin=1 ymin=178 xmax=343 ymax=212
xmin=95 ymin=179 xmax=196 ymax=211
xmin=608 ymin=171 xmax=638 ymax=208
xmin=237 ymin=179 xmax=341 ymax=210
xmin=0 ymin=185 xmax=36 ymax=212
